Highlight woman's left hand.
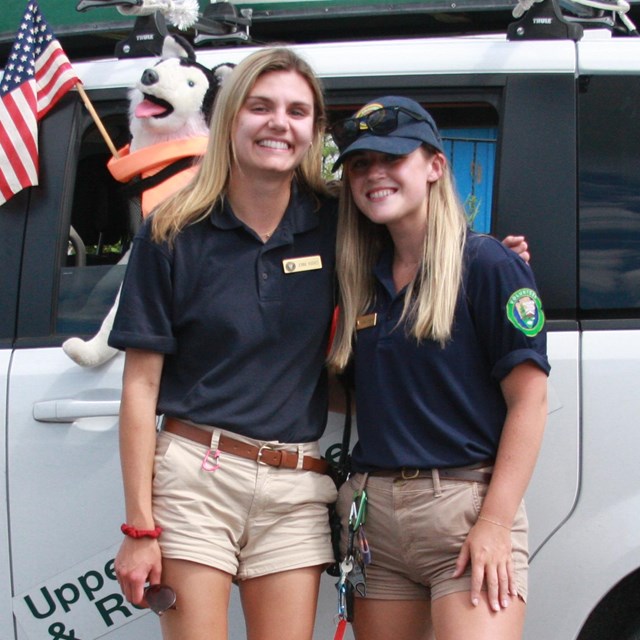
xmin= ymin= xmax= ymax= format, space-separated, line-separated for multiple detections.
xmin=452 ymin=517 xmax=517 ymax=612
xmin=502 ymin=235 xmax=530 ymax=264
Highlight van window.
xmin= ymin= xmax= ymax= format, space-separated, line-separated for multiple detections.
xmin=56 ymin=106 xmax=132 ymax=335
xmin=579 ymin=75 xmax=640 ymax=314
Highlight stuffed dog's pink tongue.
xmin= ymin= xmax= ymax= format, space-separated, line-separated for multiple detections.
xmin=135 ymin=99 xmax=167 ymax=118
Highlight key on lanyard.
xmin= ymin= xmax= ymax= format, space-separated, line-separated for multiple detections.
xmin=336 ymin=557 xmax=355 ymax=623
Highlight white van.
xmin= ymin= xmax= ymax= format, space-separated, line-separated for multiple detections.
xmin=2 ymin=1 xmax=640 ymax=638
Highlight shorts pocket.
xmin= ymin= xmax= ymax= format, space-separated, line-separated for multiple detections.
xmin=471 ymin=480 xmax=489 ymax=514
xmin=153 ymin=431 xmax=176 ymax=478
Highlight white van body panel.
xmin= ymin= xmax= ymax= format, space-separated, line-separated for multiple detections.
xmin=526 ymin=332 xmax=580 ymax=556
xmin=527 ymin=331 xmax=640 ymax=640
xmin=577 ymin=38 xmax=640 ymax=73
xmin=1 ymin=350 xmax=13 ymax=635
xmin=74 ymin=36 xmax=578 ymax=91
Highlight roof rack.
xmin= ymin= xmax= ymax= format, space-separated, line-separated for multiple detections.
xmin=194 ymin=2 xmax=253 ymax=45
xmin=508 ymin=0 xmax=638 ymax=39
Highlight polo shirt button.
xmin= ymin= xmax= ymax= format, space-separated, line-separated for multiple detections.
xmin=261 ymin=272 xmax=268 ymax=280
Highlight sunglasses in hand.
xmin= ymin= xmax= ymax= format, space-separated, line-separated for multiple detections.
xmin=144 ymin=584 xmax=177 ymax=616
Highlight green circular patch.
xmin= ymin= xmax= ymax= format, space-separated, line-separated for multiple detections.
xmin=506 ymin=288 xmax=545 ymax=337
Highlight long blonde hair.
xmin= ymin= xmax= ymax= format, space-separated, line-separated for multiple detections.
xmin=328 ymin=149 xmax=468 ymax=370
xmin=150 ymin=47 xmax=328 ymax=243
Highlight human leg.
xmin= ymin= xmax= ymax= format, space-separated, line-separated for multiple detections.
xmin=432 ymin=590 xmax=526 ymax=640
xmin=159 ymin=557 xmax=233 ymax=640
xmin=352 ymin=598 xmax=434 ymax=640
xmin=239 ymin=565 xmax=323 ymax=640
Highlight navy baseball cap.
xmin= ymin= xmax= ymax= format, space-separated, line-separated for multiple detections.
xmin=331 ymin=96 xmax=444 ymax=171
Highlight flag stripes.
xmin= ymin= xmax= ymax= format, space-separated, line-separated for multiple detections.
xmin=0 ymin=1 xmax=80 ymax=205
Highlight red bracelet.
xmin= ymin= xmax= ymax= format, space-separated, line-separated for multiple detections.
xmin=121 ymin=523 xmax=163 ymax=539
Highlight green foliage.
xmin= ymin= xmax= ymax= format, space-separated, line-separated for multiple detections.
xmin=464 ymin=193 xmax=481 ymax=229
xmin=322 ymin=134 xmax=340 ymax=182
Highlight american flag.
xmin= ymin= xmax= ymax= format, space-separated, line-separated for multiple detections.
xmin=0 ymin=1 xmax=80 ymax=206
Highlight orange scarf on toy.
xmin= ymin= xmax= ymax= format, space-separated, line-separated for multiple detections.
xmin=108 ymin=137 xmax=208 ymax=217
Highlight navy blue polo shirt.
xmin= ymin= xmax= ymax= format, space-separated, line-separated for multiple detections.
xmin=109 ymin=184 xmax=337 ymax=443
xmin=350 ymin=232 xmax=550 ymax=472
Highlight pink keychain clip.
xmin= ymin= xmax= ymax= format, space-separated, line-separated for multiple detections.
xmin=201 ymin=448 xmax=220 ymax=472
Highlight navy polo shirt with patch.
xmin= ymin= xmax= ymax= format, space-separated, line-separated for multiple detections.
xmin=109 ymin=185 xmax=337 ymax=443
xmin=350 ymin=232 xmax=550 ymax=472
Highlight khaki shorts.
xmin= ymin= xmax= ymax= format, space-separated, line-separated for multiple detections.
xmin=337 ymin=470 xmax=528 ymax=602
xmin=152 ymin=427 xmax=337 ymax=580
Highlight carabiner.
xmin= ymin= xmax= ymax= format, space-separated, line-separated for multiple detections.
xmin=349 ymin=489 xmax=367 ymax=530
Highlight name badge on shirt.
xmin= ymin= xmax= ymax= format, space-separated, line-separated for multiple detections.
xmin=282 ymin=255 xmax=323 ymax=273
xmin=356 ymin=313 xmax=377 ymax=330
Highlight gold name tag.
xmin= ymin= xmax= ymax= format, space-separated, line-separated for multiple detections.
xmin=356 ymin=313 xmax=377 ymax=330
xmin=282 ymin=255 xmax=323 ymax=273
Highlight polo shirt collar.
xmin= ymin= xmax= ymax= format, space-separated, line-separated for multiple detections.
xmin=208 ymin=180 xmax=321 ymax=236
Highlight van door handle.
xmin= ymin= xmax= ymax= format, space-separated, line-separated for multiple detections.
xmin=33 ymin=390 xmax=121 ymax=422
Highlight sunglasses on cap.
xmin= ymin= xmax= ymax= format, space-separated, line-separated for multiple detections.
xmin=144 ymin=584 xmax=177 ymax=616
xmin=330 ymin=106 xmax=431 ymax=150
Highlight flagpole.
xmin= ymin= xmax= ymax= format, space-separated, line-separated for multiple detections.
xmin=75 ymin=82 xmax=121 ymax=159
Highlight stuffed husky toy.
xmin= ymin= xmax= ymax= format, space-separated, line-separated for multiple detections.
xmin=62 ymin=35 xmax=233 ymax=367
xmin=109 ymin=34 xmax=232 ymax=218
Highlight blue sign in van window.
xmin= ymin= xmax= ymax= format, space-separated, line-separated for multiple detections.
xmin=441 ymin=127 xmax=496 ymax=234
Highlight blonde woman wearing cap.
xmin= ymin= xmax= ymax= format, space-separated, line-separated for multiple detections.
xmin=329 ymin=96 xmax=549 ymax=640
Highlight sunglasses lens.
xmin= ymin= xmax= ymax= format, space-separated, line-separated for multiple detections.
xmin=332 ymin=108 xmax=401 ymax=150
xmin=144 ymin=584 xmax=177 ymax=616
xmin=331 ymin=118 xmax=360 ymax=149
xmin=366 ymin=108 xmax=398 ymax=134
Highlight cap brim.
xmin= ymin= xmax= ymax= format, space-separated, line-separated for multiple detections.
xmin=331 ymin=136 xmax=423 ymax=172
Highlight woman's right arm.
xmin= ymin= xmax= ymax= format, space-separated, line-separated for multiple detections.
xmin=115 ymin=348 xmax=165 ymax=606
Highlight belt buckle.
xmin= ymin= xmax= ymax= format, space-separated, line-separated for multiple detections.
xmin=257 ymin=444 xmax=279 ymax=467
xmin=401 ymin=468 xmax=420 ymax=480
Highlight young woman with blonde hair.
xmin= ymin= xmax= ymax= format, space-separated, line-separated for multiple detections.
xmin=329 ymin=96 xmax=550 ymax=640
xmin=109 ymin=47 xmax=338 ymax=640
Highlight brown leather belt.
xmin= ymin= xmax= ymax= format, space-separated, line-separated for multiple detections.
xmin=163 ymin=418 xmax=329 ymax=475
xmin=370 ymin=464 xmax=492 ymax=484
